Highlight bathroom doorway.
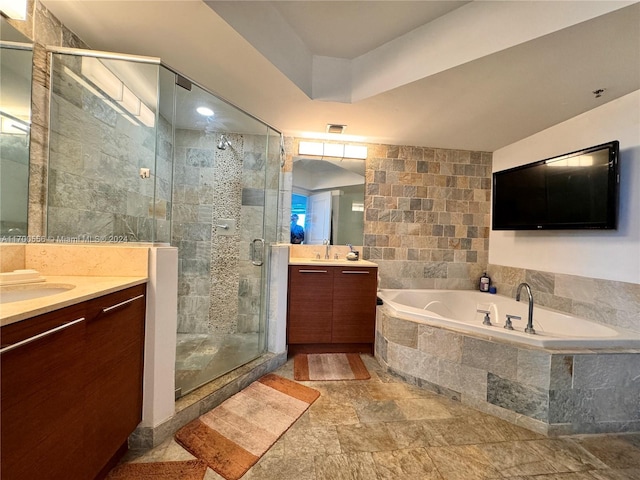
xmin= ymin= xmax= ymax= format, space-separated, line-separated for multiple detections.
xmin=168 ymin=73 xmax=280 ymax=397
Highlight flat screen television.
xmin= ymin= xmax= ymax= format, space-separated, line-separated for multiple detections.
xmin=492 ymin=141 xmax=619 ymax=230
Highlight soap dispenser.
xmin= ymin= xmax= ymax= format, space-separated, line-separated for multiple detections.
xmin=479 ymin=272 xmax=490 ymax=292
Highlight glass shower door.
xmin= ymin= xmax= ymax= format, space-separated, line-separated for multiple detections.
xmin=171 ymin=75 xmax=275 ymax=397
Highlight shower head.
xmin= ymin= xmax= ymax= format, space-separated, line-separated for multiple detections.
xmin=217 ymin=134 xmax=231 ymax=150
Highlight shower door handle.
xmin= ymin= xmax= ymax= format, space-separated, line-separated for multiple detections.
xmin=252 ymin=238 xmax=265 ymax=266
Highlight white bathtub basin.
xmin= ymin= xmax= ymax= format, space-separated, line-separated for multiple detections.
xmin=0 ymin=284 xmax=76 ymax=304
xmin=377 ymin=288 xmax=640 ymax=349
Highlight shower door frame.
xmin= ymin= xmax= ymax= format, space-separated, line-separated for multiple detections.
xmin=165 ymin=64 xmax=281 ymax=397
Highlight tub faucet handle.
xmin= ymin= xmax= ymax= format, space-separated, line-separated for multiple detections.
xmin=477 ymin=309 xmax=491 ymax=326
xmin=504 ymin=314 xmax=520 ymax=330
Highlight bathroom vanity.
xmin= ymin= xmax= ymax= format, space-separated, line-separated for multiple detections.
xmin=1 ymin=281 xmax=147 ymax=480
xmin=287 ymin=259 xmax=378 ymax=354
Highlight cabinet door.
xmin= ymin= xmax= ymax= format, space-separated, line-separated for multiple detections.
xmin=287 ymin=266 xmax=333 ymax=343
xmin=332 ymin=267 xmax=377 ymax=343
xmin=1 ymin=304 xmax=87 ymax=480
xmin=84 ymin=284 xmax=146 ymax=476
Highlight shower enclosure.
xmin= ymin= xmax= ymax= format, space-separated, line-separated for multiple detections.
xmin=46 ymin=48 xmax=281 ymax=398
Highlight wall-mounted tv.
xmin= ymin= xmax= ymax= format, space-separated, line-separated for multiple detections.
xmin=492 ymin=141 xmax=619 ymax=230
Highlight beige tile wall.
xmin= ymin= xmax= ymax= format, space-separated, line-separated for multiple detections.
xmin=363 ymin=145 xmax=492 ymax=289
xmin=284 ymin=139 xmax=492 ymax=289
xmin=284 ymin=138 xmax=491 ymax=289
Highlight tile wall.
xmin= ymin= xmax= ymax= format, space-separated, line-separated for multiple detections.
xmin=376 ymin=307 xmax=640 ymax=436
xmin=46 ymin=54 xmax=167 ymax=241
xmin=173 ymin=131 xmax=278 ymax=335
xmin=364 ymin=145 xmax=492 ymax=289
xmin=488 ymin=264 xmax=640 ymax=333
xmin=283 ymin=138 xmax=493 ymax=289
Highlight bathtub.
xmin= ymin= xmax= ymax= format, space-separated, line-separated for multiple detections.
xmin=377 ymin=289 xmax=640 ymax=349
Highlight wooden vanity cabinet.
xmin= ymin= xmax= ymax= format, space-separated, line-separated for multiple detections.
xmin=0 ymin=303 xmax=88 ymax=480
xmin=287 ymin=265 xmax=377 ymax=352
xmin=0 ymin=284 xmax=146 ymax=480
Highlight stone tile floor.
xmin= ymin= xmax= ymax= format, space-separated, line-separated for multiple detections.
xmin=124 ymin=354 xmax=640 ymax=479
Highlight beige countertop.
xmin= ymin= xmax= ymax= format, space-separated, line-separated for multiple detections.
xmin=0 ymin=275 xmax=148 ymax=327
xmin=289 ymin=258 xmax=378 ymax=267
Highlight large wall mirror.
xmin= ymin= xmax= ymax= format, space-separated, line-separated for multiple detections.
xmin=0 ymin=18 xmax=33 ymax=237
xmin=292 ymin=156 xmax=364 ymax=245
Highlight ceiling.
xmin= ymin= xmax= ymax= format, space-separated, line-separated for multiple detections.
xmin=40 ymin=1 xmax=640 ymax=152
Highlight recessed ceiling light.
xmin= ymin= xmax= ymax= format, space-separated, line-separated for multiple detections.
xmin=196 ymin=106 xmax=214 ymax=117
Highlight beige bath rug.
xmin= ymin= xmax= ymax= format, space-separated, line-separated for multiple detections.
xmin=294 ymin=353 xmax=371 ymax=381
xmin=175 ymin=373 xmax=320 ymax=480
xmin=106 ymin=459 xmax=207 ymax=479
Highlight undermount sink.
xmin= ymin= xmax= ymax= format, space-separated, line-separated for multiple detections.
xmin=0 ymin=283 xmax=75 ymax=304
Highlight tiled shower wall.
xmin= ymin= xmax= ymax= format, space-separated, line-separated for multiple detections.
xmin=173 ymin=131 xmax=276 ymax=335
xmin=47 ymin=54 xmax=171 ymax=241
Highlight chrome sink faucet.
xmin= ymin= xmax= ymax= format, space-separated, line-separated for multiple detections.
xmin=323 ymin=239 xmax=330 ymax=259
xmin=516 ymin=282 xmax=535 ymax=334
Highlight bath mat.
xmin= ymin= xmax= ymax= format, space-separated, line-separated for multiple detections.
xmin=175 ymin=373 xmax=320 ymax=480
xmin=294 ymin=353 xmax=371 ymax=381
xmin=106 ymin=459 xmax=207 ymax=479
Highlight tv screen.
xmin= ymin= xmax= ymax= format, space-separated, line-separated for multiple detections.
xmin=492 ymin=141 xmax=619 ymax=230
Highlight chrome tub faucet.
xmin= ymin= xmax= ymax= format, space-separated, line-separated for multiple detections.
xmin=516 ymin=282 xmax=535 ymax=334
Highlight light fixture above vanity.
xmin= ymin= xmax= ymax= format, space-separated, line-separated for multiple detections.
xmin=298 ymin=141 xmax=367 ymax=159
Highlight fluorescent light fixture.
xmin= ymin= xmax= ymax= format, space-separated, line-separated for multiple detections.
xmin=323 ymin=143 xmax=344 ymax=158
xmin=81 ymin=57 xmax=123 ymax=101
xmin=64 ymin=64 xmax=152 ymax=127
xmin=344 ymin=145 xmax=367 ymax=159
xmin=0 ymin=0 xmax=27 ymax=20
xmin=118 ymin=85 xmax=140 ymax=116
xmin=299 ymin=131 xmax=367 ymax=142
xmin=299 ymin=141 xmax=324 ymax=156
xmin=196 ymin=106 xmax=214 ymax=117
xmin=0 ymin=116 xmax=29 ymax=134
xmin=298 ymin=141 xmax=367 ymax=159
xmin=138 ymin=103 xmax=155 ymax=128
